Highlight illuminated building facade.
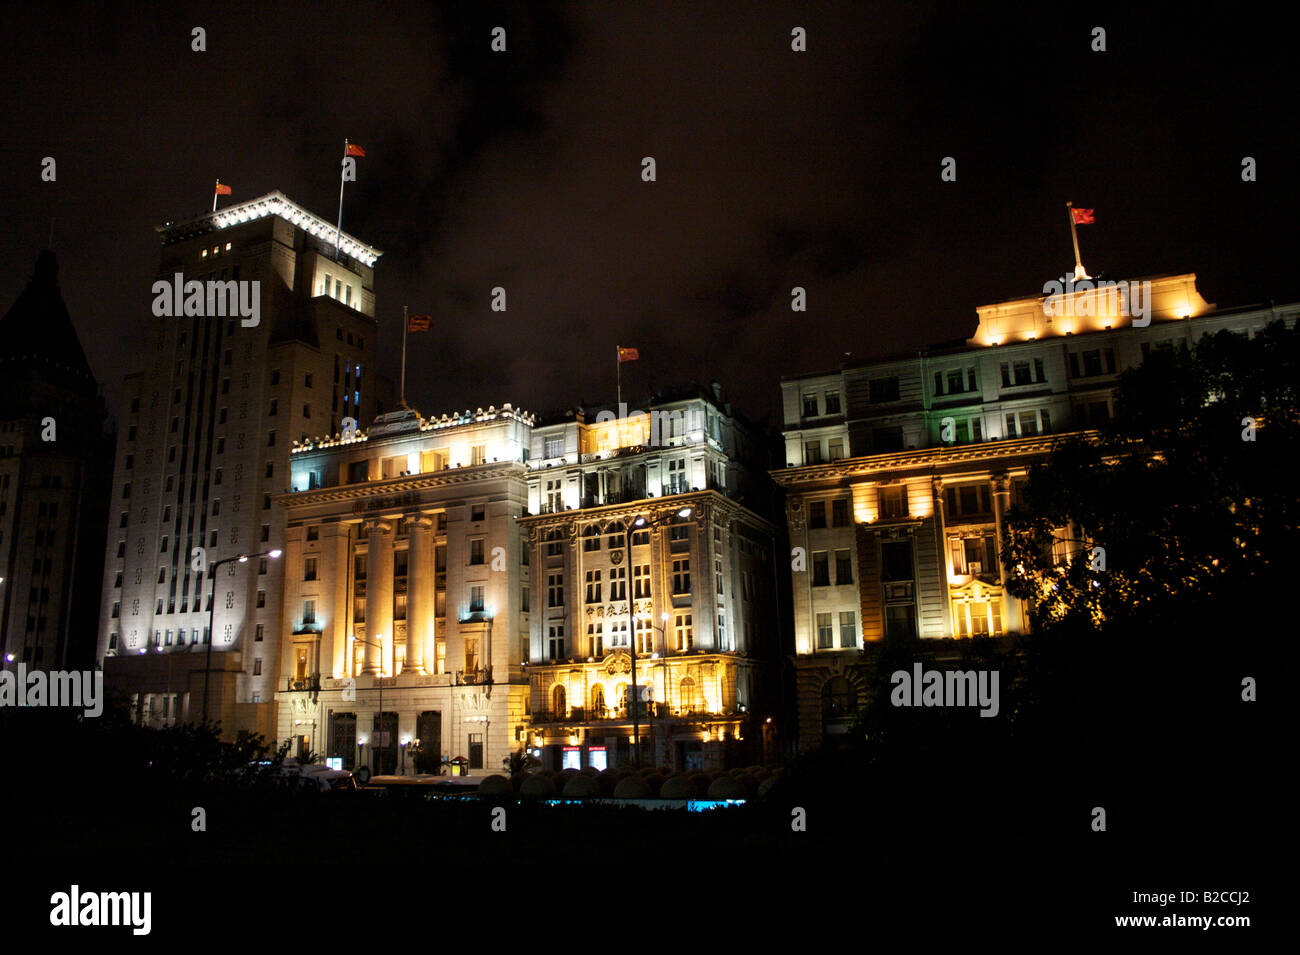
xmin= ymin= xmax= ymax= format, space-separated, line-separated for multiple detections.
xmin=275 ymin=404 xmax=535 ymax=775
xmin=97 ymin=192 xmax=383 ymax=737
xmin=519 ymin=386 xmax=782 ymax=771
xmin=776 ymin=273 xmax=1300 ymax=748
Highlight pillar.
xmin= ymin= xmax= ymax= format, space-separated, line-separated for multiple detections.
xmin=990 ymin=475 xmax=1017 ymax=635
xmin=406 ymin=515 xmax=435 ymax=674
xmin=366 ymin=519 xmax=395 ymax=675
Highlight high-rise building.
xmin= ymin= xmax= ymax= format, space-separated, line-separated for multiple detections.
xmin=0 ymin=250 xmax=111 ymax=673
xmin=775 ymin=272 xmax=1299 ymax=749
xmin=97 ymin=191 xmax=382 ymax=737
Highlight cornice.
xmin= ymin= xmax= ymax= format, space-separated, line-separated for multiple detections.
xmin=771 ymin=431 xmax=1100 ymax=487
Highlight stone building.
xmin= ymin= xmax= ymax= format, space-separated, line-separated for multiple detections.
xmin=520 ymin=386 xmax=782 ymax=771
xmin=276 ymin=404 xmax=535 ymax=775
xmin=775 ymin=272 xmax=1299 ymax=749
xmin=0 ymin=250 xmax=111 ymax=673
xmin=97 ymin=191 xmax=383 ymax=736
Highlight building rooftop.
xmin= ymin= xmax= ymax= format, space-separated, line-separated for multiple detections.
xmin=156 ymin=190 xmax=383 ymax=267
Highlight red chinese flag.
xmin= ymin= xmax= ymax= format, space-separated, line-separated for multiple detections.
xmin=1072 ymin=208 xmax=1095 ymax=225
xmin=214 ymin=183 xmax=232 ymax=196
xmin=346 ymin=143 xmax=366 ymax=157
xmin=617 ymin=346 xmax=639 ymax=363
xmin=408 ymin=314 xmax=432 ymax=332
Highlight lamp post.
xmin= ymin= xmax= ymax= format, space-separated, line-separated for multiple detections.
xmin=203 ymin=549 xmax=281 ymax=724
xmin=624 ymin=506 xmax=691 ymax=768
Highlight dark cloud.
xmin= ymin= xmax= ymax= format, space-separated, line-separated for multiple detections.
xmin=1 ymin=1 xmax=1296 ymax=429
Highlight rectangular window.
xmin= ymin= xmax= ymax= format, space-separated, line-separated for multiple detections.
xmin=304 ymin=557 xmax=318 ymax=581
xmin=812 ymin=552 xmax=830 ymax=586
xmin=804 ymin=441 xmax=823 ymax=465
xmin=831 ymin=498 xmax=850 ymax=527
xmin=609 ymin=566 xmax=626 ymax=600
xmin=585 ymin=569 xmax=602 ymax=603
xmin=879 ymin=485 xmax=908 ymax=519
xmin=544 ymin=436 xmax=563 ymax=458
xmin=876 ymin=542 xmax=914 ymax=595
xmin=471 ymin=504 xmax=486 ymax=522
xmin=304 ymin=599 xmax=316 ymax=624
xmin=802 ymin=394 xmax=819 ymax=417
xmin=469 ymin=539 xmax=485 ymax=565
xmin=816 ymin=612 xmax=833 ymax=649
xmin=548 ymin=573 xmax=564 ymax=608
xmin=674 ymin=613 xmax=693 ymax=651
xmin=548 ymin=625 xmax=565 ymax=661
xmin=633 ymin=564 xmax=651 ymax=598
xmin=672 ymin=558 xmax=691 ymax=594
xmin=469 ymin=586 xmax=484 ymax=613
xmin=827 ymin=438 xmax=845 ymax=461
xmin=835 ymin=549 xmax=853 ymax=585
xmin=824 ymin=392 xmax=841 ymax=414
xmin=839 ymin=611 xmax=857 ymax=648
xmin=808 ymin=501 xmax=827 ymax=529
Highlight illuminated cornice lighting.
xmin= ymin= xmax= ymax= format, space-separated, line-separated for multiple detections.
xmin=159 ymin=191 xmax=383 ymax=267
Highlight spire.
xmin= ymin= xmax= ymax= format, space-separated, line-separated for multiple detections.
xmin=0 ymin=249 xmax=98 ymax=398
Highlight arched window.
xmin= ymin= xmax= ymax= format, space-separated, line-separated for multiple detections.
xmin=680 ymin=677 xmax=698 ymax=714
xmin=821 ymin=676 xmax=857 ymax=720
xmin=590 ymin=683 xmax=605 ymax=719
xmin=552 ymin=684 xmax=567 ymax=718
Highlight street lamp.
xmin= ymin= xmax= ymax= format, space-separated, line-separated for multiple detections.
xmin=624 ymin=506 xmax=691 ymax=768
xmin=203 ymin=548 xmax=282 ymax=724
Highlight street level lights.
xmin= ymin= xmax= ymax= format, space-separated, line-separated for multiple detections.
xmin=624 ymin=506 xmax=691 ymax=768
xmin=203 ymin=549 xmax=281 ymax=723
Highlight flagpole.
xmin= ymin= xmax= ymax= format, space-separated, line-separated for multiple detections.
xmin=335 ymin=140 xmax=348 ymax=261
xmin=1067 ymin=202 xmax=1085 ymax=280
xmin=213 ymin=180 xmax=221 ymax=213
xmin=401 ymin=305 xmax=409 ymax=408
xmin=617 ymin=348 xmax=622 ymax=416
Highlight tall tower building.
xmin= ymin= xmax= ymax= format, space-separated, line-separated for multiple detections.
xmin=98 ymin=191 xmax=382 ymax=737
xmin=0 ymin=250 xmax=111 ymax=672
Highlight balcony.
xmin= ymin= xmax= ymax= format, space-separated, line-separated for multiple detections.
xmin=286 ymin=675 xmax=321 ymax=693
xmin=456 ymin=666 xmax=493 ymax=686
xmin=529 ymin=702 xmax=719 ymax=725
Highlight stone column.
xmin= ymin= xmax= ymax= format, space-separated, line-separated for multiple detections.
xmin=933 ymin=476 xmax=952 ymax=638
xmin=990 ymin=475 xmax=1017 ymax=635
xmin=406 ymin=515 xmax=435 ymax=674
xmin=366 ymin=519 xmax=395 ymax=675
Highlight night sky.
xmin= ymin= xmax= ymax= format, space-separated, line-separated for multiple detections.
xmin=3 ymin=2 xmax=1296 ymax=429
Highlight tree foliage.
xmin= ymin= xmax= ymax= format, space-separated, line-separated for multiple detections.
xmin=1002 ymin=319 xmax=1299 ymax=633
